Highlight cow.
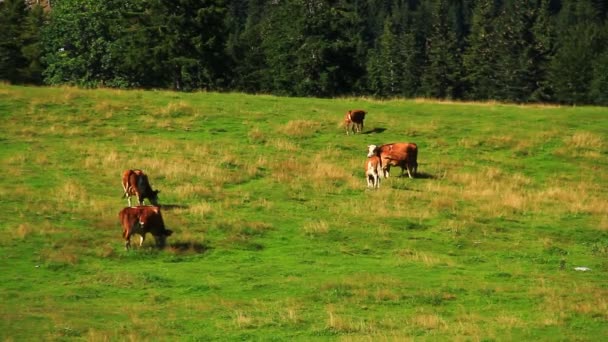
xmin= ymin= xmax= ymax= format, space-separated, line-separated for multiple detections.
xmin=344 ymin=109 xmax=366 ymax=135
xmin=367 ymin=143 xmax=418 ymax=179
xmin=122 ymin=169 xmax=160 ymax=207
xmin=366 ymin=154 xmax=382 ymax=189
xmin=119 ymin=206 xmax=173 ymax=250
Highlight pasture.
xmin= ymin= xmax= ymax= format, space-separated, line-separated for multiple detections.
xmin=1 ymin=84 xmax=607 ymax=340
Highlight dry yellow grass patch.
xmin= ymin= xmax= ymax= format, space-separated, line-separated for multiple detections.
xmin=326 ymin=307 xmax=377 ymax=333
xmin=13 ymin=223 xmax=33 ymax=239
xmin=267 ymin=137 xmax=299 ymax=151
xmin=56 ymin=180 xmax=88 ymax=205
xmin=396 ymin=249 xmax=454 ymax=267
xmin=599 ymin=215 xmax=608 ymax=231
xmin=159 ymin=101 xmax=197 ymax=117
xmin=537 ymin=179 xmax=607 ymax=214
xmin=408 ymin=312 xmax=448 ymax=331
xmin=444 ymin=167 xmax=536 ymax=216
xmin=234 ymin=310 xmax=253 ymax=328
xmin=189 ymin=201 xmax=214 ymax=218
xmin=41 ymin=247 xmax=79 ymax=265
xmin=248 ymin=126 xmax=266 ymax=144
xmin=278 ymin=119 xmax=320 ymax=137
xmin=302 ymin=220 xmax=330 ymax=235
xmin=93 ymin=100 xmax=122 ymax=118
xmin=567 ymin=131 xmax=603 ymax=150
xmin=555 ymin=131 xmax=604 ymax=158
xmin=305 ymin=153 xmax=353 ymax=189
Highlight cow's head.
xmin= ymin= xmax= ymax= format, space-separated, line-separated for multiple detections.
xmin=149 ymin=190 xmax=160 ymax=205
xmin=155 ymin=229 xmax=173 ymax=248
xmin=367 ymin=145 xmax=378 ymax=158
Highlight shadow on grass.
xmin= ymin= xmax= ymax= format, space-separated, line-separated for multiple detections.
xmin=413 ymin=171 xmax=436 ymax=179
xmin=160 ymin=204 xmax=190 ymax=211
xmin=168 ymin=241 xmax=210 ymax=254
xmin=363 ymin=127 xmax=387 ymax=134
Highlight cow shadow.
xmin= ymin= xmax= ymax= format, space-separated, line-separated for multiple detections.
xmin=160 ymin=204 xmax=190 ymax=211
xmin=168 ymin=241 xmax=210 ymax=254
xmin=413 ymin=172 xmax=436 ymax=179
xmin=363 ymin=127 xmax=387 ymax=134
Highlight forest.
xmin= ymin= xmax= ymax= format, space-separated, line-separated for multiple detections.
xmin=1 ymin=0 xmax=607 ymax=105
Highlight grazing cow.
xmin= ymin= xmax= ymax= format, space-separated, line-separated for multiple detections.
xmin=367 ymin=143 xmax=418 ymax=179
xmin=344 ymin=109 xmax=366 ymax=134
xmin=119 ymin=206 xmax=173 ymax=250
xmin=366 ymin=154 xmax=382 ymax=189
xmin=122 ymin=169 xmax=160 ymax=207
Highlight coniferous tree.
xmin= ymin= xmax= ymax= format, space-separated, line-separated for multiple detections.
xmin=0 ymin=0 xmax=28 ymax=83
xmin=229 ymin=0 xmax=270 ymax=92
xmin=590 ymin=49 xmax=608 ymax=105
xmin=146 ymin=0 xmax=229 ymax=91
xmin=494 ymin=0 xmax=541 ymax=102
xmin=262 ymin=0 xmax=362 ymax=97
xmin=369 ymin=19 xmax=400 ymax=97
xmin=420 ymin=0 xmax=462 ymax=99
xmin=19 ymin=4 xmax=46 ymax=84
xmin=529 ymin=0 xmax=556 ymax=102
xmin=462 ymin=0 xmax=499 ymax=100
xmin=549 ymin=0 xmax=603 ymax=104
xmin=398 ymin=30 xmax=422 ymax=97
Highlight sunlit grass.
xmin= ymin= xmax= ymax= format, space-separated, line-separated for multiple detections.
xmin=1 ymin=84 xmax=607 ymax=340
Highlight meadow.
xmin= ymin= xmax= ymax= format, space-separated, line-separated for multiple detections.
xmin=0 ymin=83 xmax=607 ymax=341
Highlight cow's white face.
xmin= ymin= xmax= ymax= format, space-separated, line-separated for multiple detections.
xmin=367 ymin=145 xmax=377 ymax=157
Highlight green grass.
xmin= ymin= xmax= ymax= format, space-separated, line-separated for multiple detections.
xmin=1 ymin=84 xmax=607 ymax=341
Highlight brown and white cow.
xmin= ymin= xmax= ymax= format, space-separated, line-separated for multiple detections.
xmin=365 ymin=154 xmax=382 ymax=189
xmin=122 ymin=169 xmax=160 ymax=207
xmin=119 ymin=206 xmax=173 ymax=250
xmin=367 ymin=143 xmax=418 ymax=179
xmin=344 ymin=109 xmax=366 ymax=135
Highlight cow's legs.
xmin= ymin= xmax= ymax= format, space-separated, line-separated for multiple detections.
xmin=406 ymin=167 xmax=413 ymax=179
xmin=383 ymin=166 xmax=390 ymax=178
xmin=139 ymin=233 xmax=145 ymax=247
xmin=127 ymin=196 xmax=132 ymax=207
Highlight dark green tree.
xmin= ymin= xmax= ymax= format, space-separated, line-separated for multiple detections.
xmin=420 ymin=0 xmax=462 ymax=99
xmin=42 ymin=0 xmax=124 ymax=86
xmin=528 ymin=0 xmax=556 ymax=102
xmin=229 ymin=0 xmax=271 ymax=92
xmin=262 ymin=0 xmax=363 ymax=97
xmin=462 ymin=0 xmax=500 ymax=100
xmin=0 ymin=0 xmax=27 ymax=83
xmin=398 ymin=30 xmax=422 ymax=97
xmin=494 ymin=0 xmax=542 ymax=102
xmin=19 ymin=4 xmax=46 ymax=84
xmin=590 ymin=49 xmax=608 ymax=105
xmin=549 ymin=0 xmax=604 ymax=104
xmin=367 ymin=19 xmax=400 ymax=97
xmin=145 ymin=0 xmax=229 ymax=90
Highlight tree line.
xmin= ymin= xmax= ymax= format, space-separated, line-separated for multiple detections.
xmin=1 ymin=0 xmax=607 ymax=105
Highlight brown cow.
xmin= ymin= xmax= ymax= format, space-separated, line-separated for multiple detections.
xmin=367 ymin=143 xmax=418 ymax=179
xmin=119 ymin=206 xmax=173 ymax=250
xmin=122 ymin=169 xmax=160 ymax=207
xmin=365 ymin=154 xmax=382 ymax=189
xmin=344 ymin=109 xmax=366 ymax=135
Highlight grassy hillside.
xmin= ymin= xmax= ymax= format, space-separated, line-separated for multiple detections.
xmin=1 ymin=84 xmax=607 ymax=341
